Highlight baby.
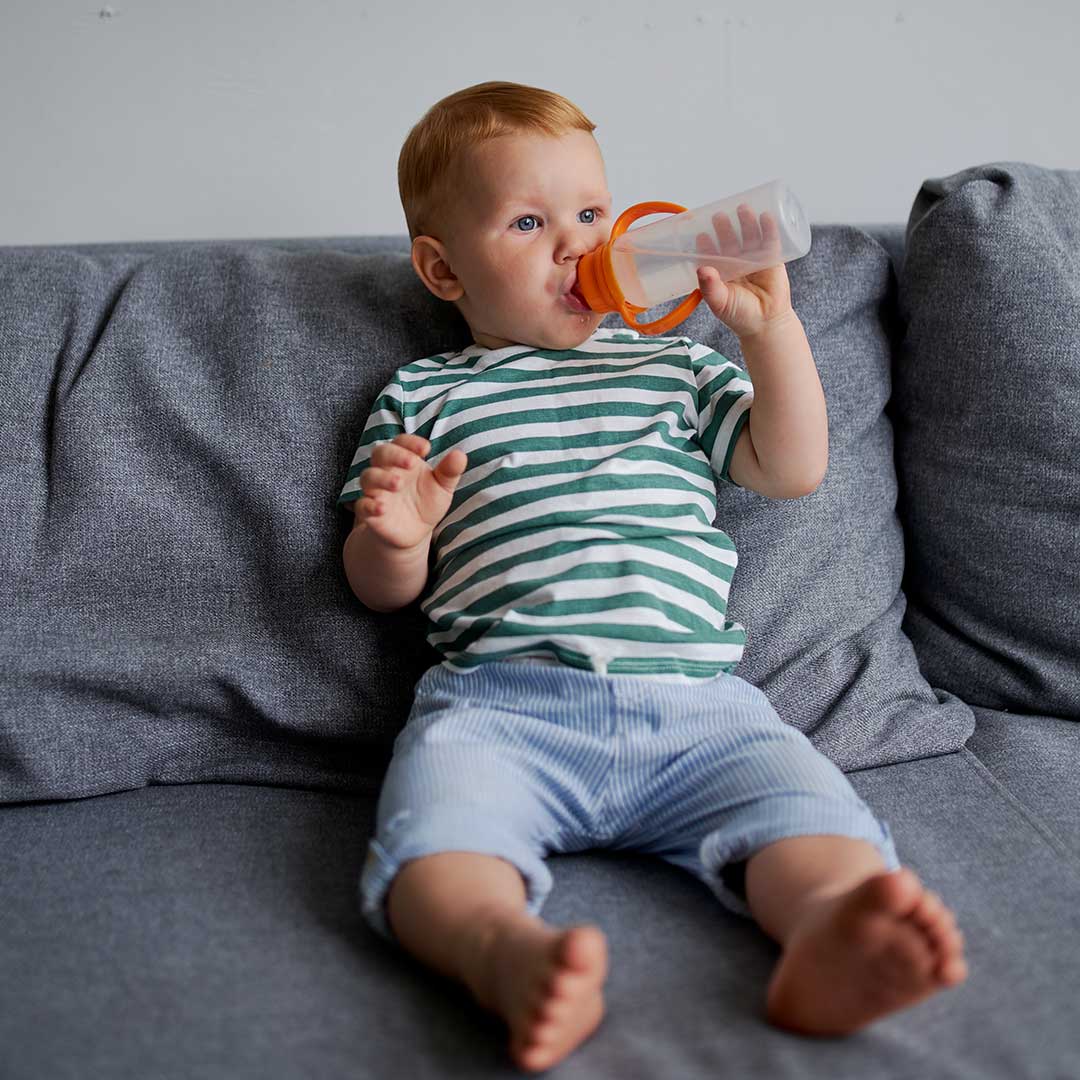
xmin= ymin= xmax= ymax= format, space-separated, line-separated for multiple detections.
xmin=338 ymin=81 xmax=966 ymax=1072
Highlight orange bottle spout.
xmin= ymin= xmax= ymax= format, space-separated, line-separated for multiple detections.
xmin=574 ymin=201 xmax=704 ymax=336
xmin=575 ymin=245 xmax=634 ymax=316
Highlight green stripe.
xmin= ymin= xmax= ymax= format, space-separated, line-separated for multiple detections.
xmin=442 ymin=649 xmax=740 ymax=677
xmin=435 ymin=421 xmax=701 ymax=473
xmin=430 ymin=606 xmax=747 ymax=657
xmin=421 ymin=398 xmax=698 ymax=455
xmin=719 ymin=407 xmax=752 ymax=485
xmin=698 ymin=389 xmax=750 ymax=462
xmin=452 ymin=442 xmax=714 ymax=502
xmin=399 ymin=350 xmax=694 ymax=393
xmin=437 ymin=492 xmax=715 ymax=553
xmin=432 ymin=533 xmax=736 ymax=610
xmin=434 ymin=521 xmax=735 ymax=580
xmin=443 ymin=467 xmax=711 ymax=532
xmin=430 ymin=546 xmax=734 ymax=620
xmin=426 ymin=564 xmax=735 ymax=638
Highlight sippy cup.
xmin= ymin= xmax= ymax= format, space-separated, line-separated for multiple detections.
xmin=575 ymin=179 xmax=811 ymax=335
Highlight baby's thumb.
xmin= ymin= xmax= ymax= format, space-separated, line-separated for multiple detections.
xmin=432 ymin=448 xmax=468 ymax=493
xmin=697 ymin=266 xmax=730 ymax=308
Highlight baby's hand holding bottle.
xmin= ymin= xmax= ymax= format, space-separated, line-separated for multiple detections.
xmin=356 ymin=434 xmax=468 ymax=550
xmin=694 ymin=212 xmax=795 ymax=338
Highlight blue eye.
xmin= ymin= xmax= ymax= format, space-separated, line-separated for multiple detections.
xmin=514 ymin=216 xmax=539 ymax=232
xmin=579 ymin=209 xmax=597 ymax=224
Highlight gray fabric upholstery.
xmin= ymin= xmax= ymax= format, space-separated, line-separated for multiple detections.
xmin=0 ymin=241 xmax=463 ymax=802
xmin=2 ymin=757 xmax=1078 ymax=1080
xmin=3 ymin=163 xmax=1078 ymax=1079
xmin=894 ymin=162 xmax=1080 ymax=717
xmin=0 ymin=225 xmax=970 ymax=804
xmin=966 ymin=707 xmax=1080 ymax=857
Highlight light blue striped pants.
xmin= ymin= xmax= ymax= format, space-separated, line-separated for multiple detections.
xmin=360 ymin=660 xmax=899 ymax=941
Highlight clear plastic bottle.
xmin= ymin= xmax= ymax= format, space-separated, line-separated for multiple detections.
xmin=575 ymin=179 xmax=811 ymax=335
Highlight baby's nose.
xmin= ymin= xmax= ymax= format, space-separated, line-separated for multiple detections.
xmin=559 ymin=232 xmax=598 ymax=262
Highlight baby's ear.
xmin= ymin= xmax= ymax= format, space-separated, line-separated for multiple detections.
xmin=411 ymin=236 xmax=464 ymax=302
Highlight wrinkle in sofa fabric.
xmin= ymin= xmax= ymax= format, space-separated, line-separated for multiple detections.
xmin=0 ymin=227 xmax=974 ymax=802
xmin=966 ymin=707 xmax=1080 ymax=858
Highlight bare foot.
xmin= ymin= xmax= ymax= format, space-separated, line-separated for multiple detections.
xmin=468 ymin=918 xmax=608 ymax=1073
xmin=765 ymin=868 xmax=967 ymax=1036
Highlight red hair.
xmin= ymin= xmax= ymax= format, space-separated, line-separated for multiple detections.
xmin=398 ymin=81 xmax=596 ymax=239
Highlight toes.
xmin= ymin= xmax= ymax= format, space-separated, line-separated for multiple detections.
xmin=532 ymin=927 xmax=606 ymax=1008
xmin=514 ymin=1040 xmax=556 ymax=1074
xmin=909 ymin=889 xmax=966 ymax=973
xmin=912 ymin=889 xmax=957 ymax=941
xmin=912 ymin=891 xmax=950 ymax=944
xmin=940 ymin=954 xmax=969 ymax=987
xmin=937 ymin=920 xmax=964 ymax=963
xmin=883 ymin=923 xmax=937 ymax=983
xmin=513 ymin=1014 xmax=564 ymax=1071
xmin=911 ymin=889 xmax=945 ymax=926
xmin=935 ymin=928 xmax=967 ymax=985
xmin=531 ymin=983 xmax=578 ymax=1025
xmin=558 ymin=925 xmax=608 ymax=977
xmin=513 ymin=987 xmax=605 ymax=1073
xmin=863 ymin=868 xmax=924 ymax=917
xmin=511 ymin=929 xmax=607 ymax=1071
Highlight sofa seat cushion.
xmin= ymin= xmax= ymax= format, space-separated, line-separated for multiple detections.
xmin=2 ymin=759 xmax=1078 ymax=1079
xmin=965 ymin=707 xmax=1080 ymax=857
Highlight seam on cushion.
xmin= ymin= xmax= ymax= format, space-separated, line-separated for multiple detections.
xmin=959 ymin=748 xmax=1080 ymax=871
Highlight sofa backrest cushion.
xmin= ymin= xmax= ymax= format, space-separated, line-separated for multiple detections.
xmin=0 ymin=228 xmax=973 ymax=803
xmin=0 ymin=240 xmax=466 ymax=802
xmin=894 ymin=163 xmax=1080 ymax=717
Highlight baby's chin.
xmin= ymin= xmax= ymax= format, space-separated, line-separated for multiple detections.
xmin=532 ymin=312 xmax=609 ymax=351
xmin=472 ymin=312 xmax=606 ymax=352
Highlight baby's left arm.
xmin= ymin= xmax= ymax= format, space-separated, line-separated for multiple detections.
xmin=696 ymin=263 xmax=827 ymax=499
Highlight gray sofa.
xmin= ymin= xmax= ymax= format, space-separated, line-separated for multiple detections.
xmin=2 ymin=161 xmax=1078 ymax=1079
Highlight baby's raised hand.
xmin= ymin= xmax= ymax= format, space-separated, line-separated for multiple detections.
xmin=694 ymin=206 xmax=793 ymax=339
xmin=355 ymin=434 xmax=468 ymax=550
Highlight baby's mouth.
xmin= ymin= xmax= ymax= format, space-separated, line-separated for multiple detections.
xmin=564 ymin=273 xmax=590 ymax=311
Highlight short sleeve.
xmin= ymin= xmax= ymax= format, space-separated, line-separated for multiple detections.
xmin=688 ymin=339 xmax=754 ymax=486
xmin=336 ymin=374 xmax=408 ymax=510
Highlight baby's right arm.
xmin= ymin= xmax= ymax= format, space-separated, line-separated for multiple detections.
xmin=342 ymin=434 xmax=468 ymax=613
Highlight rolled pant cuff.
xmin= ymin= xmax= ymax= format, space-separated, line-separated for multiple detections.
xmin=699 ymin=814 xmax=900 ymax=918
xmin=359 ymin=818 xmax=555 ymax=942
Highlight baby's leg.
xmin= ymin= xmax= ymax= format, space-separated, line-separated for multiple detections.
xmin=386 ymin=851 xmax=608 ymax=1073
xmin=745 ymin=836 xmax=967 ymax=1035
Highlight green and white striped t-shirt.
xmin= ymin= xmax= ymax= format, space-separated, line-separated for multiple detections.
xmin=338 ymin=328 xmax=754 ymax=681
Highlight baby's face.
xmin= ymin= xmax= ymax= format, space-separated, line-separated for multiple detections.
xmin=436 ymin=130 xmax=613 ymax=350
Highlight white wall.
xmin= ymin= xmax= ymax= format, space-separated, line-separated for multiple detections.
xmin=2 ymin=0 xmax=1077 ymax=245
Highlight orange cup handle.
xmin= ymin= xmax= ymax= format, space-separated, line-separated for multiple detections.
xmin=609 ymin=201 xmax=705 ymax=336
xmin=622 ymin=291 xmax=704 ymax=336
xmin=610 ymin=200 xmax=689 ymax=239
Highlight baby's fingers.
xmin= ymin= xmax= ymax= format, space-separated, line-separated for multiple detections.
xmin=355 ymin=494 xmax=385 ymax=519
xmin=360 ymin=466 xmax=404 ymax=494
xmin=431 ymin=448 xmax=468 ymax=492
xmin=390 ymin=433 xmax=431 ymax=457
xmin=371 ymin=438 xmax=424 ymax=470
